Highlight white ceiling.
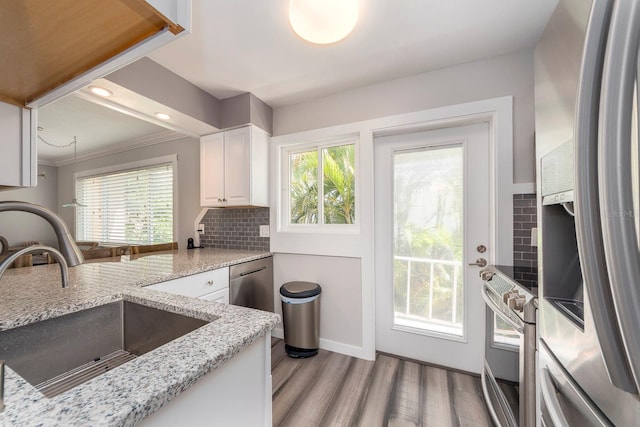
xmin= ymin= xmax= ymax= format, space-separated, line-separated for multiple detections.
xmin=148 ymin=0 xmax=558 ymax=107
xmin=39 ymin=0 xmax=558 ymax=163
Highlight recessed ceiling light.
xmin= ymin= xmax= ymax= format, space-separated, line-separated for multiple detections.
xmin=89 ymin=86 xmax=113 ymax=97
xmin=155 ymin=112 xmax=171 ymax=120
xmin=289 ymin=0 xmax=358 ymax=44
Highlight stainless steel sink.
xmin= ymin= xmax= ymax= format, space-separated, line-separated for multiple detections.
xmin=0 ymin=301 xmax=208 ymax=397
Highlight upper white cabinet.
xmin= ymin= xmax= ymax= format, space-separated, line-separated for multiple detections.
xmin=200 ymin=125 xmax=269 ymax=207
xmin=0 ymin=103 xmax=36 ymax=188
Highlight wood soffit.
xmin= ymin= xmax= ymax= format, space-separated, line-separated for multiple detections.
xmin=0 ymin=0 xmax=183 ymax=108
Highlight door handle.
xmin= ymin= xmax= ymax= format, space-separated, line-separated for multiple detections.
xmin=468 ymin=258 xmax=487 ymax=267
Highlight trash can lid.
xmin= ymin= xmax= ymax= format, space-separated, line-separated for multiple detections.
xmin=280 ymin=281 xmax=321 ymax=298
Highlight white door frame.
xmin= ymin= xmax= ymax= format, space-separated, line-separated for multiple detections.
xmin=367 ymin=97 xmax=513 ymax=361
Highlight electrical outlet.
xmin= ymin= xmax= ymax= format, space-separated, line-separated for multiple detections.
xmin=197 ymin=223 xmax=205 ymax=234
xmin=259 ymin=225 xmax=270 ymax=237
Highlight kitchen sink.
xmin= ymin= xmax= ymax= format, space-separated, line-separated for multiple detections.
xmin=0 ymin=301 xmax=209 ymax=397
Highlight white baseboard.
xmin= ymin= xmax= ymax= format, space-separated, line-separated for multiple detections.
xmin=271 ymin=327 xmax=373 ymax=361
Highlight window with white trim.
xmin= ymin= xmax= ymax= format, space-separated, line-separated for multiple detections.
xmin=282 ymin=139 xmax=357 ymax=230
xmin=75 ymin=159 xmax=175 ymax=244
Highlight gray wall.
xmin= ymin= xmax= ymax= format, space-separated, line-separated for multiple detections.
xmin=273 ymin=49 xmax=536 ymax=184
xmin=57 ymin=136 xmax=201 ymax=247
xmin=0 ymin=164 xmax=59 ymax=247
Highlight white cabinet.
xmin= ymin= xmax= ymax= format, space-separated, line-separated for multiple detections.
xmin=199 ymin=288 xmax=230 ymax=304
xmin=147 ymin=267 xmax=230 ymax=304
xmin=139 ymin=335 xmax=272 ymax=427
xmin=0 ymin=102 xmax=36 ymax=188
xmin=200 ymin=125 xmax=269 ymax=207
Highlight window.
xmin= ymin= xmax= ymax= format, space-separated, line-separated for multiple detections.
xmin=75 ymin=156 xmax=176 ymax=244
xmin=283 ymin=140 xmax=357 ymax=229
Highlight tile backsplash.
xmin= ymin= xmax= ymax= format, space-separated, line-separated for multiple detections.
xmin=513 ymin=194 xmax=538 ymax=268
xmin=199 ymin=207 xmax=270 ymax=251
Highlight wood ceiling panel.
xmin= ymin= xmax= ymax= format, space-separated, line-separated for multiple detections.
xmin=0 ymin=0 xmax=177 ymax=106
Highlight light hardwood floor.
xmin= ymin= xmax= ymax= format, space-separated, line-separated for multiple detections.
xmin=271 ymin=339 xmax=497 ymax=427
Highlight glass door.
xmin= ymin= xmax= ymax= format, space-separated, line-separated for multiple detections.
xmin=374 ymin=122 xmax=490 ymax=373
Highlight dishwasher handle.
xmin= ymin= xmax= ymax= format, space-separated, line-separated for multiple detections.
xmin=238 ymin=266 xmax=267 ymax=277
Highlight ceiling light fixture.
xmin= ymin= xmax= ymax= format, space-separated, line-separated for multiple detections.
xmin=155 ymin=112 xmax=171 ymax=120
xmin=89 ymin=86 xmax=113 ymax=97
xmin=289 ymin=0 xmax=359 ymax=45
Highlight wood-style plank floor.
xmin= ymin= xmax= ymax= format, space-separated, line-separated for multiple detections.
xmin=271 ymin=338 xmax=496 ymax=427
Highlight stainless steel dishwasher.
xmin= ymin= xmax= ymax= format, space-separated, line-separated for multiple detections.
xmin=229 ymin=257 xmax=274 ymax=312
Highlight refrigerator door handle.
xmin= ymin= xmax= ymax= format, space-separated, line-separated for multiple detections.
xmin=540 ymin=341 xmax=615 ymax=427
xmin=540 ymin=368 xmax=570 ymax=427
xmin=574 ymin=0 xmax=638 ymax=393
xmin=599 ymin=0 xmax=640 ymax=392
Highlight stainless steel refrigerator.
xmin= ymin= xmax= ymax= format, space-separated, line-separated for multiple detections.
xmin=535 ymin=0 xmax=640 ymax=425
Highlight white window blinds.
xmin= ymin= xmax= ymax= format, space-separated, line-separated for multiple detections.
xmin=76 ymin=162 xmax=174 ymax=244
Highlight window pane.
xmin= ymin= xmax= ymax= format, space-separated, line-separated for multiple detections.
xmin=393 ymin=145 xmax=464 ymax=336
xmin=322 ymin=144 xmax=355 ymax=224
xmin=76 ymin=163 xmax=173 ymax=244
xmin=289 ymin=150 xmax=319 ymax=224
xmin=493 ymin=315 xmax=520 ymax=347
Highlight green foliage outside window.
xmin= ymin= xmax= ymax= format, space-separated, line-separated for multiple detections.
xmin=289 ymin=144 xmax=355 ymax=225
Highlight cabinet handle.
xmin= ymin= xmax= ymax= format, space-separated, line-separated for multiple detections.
xmin=222 ymin=198 xmax=227 ymax=202
xmin=207 ymin=280 xmax=214 ymax=285
xmin=217 ymin=198 xmax=222 ymax=202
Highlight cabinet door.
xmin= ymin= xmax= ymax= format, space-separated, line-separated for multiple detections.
xmin=223 ymin=126 xmax=251 ymax=206
xmin=146 ymin=268 xmax=229 ymax=298
xmin=199 ymin=288 xmax=230 ymax=304
xmin=200 ymin=132 xmax=225 ymax=206
xmin=0 ymin=102 xmax=36 ymax=187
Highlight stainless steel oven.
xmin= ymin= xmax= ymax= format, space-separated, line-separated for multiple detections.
xmin=480 ymin=266 xmax=537 ymax=427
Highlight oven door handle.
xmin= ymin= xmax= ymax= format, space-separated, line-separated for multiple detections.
xmin=481 ymin=283 xmax=524 ymax=334
xmin=540 ymin=368 xmax=571 ymax=427
xmin=481 ymin=363 xmax=518 ymax=427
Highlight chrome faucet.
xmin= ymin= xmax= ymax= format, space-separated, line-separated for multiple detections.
xmin=0 ymin=201 xmax=83 ymax=267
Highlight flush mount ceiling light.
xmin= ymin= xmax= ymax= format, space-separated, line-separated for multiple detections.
xmin=155 ymin=112 xmax=171 ymax=120
xmin=289 ymin=0 xmax=359 ymax=44
xmin=88 ymin=86 xmax=112 ymax=97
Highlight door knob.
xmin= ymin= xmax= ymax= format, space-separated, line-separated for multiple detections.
xmin=477 ymin=245 xmax=487 ymax=253
xmin=468 ymin=258 xmax=487 ymax=267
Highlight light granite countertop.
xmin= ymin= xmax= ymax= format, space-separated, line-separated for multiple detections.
xmin=0 ymin=248 xmax=280 ymax=426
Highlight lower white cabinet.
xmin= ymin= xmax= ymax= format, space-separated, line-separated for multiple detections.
xmin=147 ymin=267 xmax=229 ymax=304
xmin=199 ymin=288 xmax=229 ymax=304
xmin=139 ymin=334 xmax=272 ymax=427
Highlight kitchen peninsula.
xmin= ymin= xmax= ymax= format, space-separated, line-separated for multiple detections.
xmin=0 ymin=248 xmax=278 ymax=426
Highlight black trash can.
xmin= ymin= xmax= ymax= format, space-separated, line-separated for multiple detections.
xmin=280 ymin=281 xmax=321 ymax=358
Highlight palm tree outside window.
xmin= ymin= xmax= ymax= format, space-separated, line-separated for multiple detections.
xmin=288 ymin=142 xmax=356 ymax=226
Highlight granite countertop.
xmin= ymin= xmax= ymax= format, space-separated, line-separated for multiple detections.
xmin=0 ymin=248 xmax=280 ymax=426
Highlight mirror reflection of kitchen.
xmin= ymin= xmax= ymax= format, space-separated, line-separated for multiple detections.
xmin=0 ymin=92 xmax=190 ymax=264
